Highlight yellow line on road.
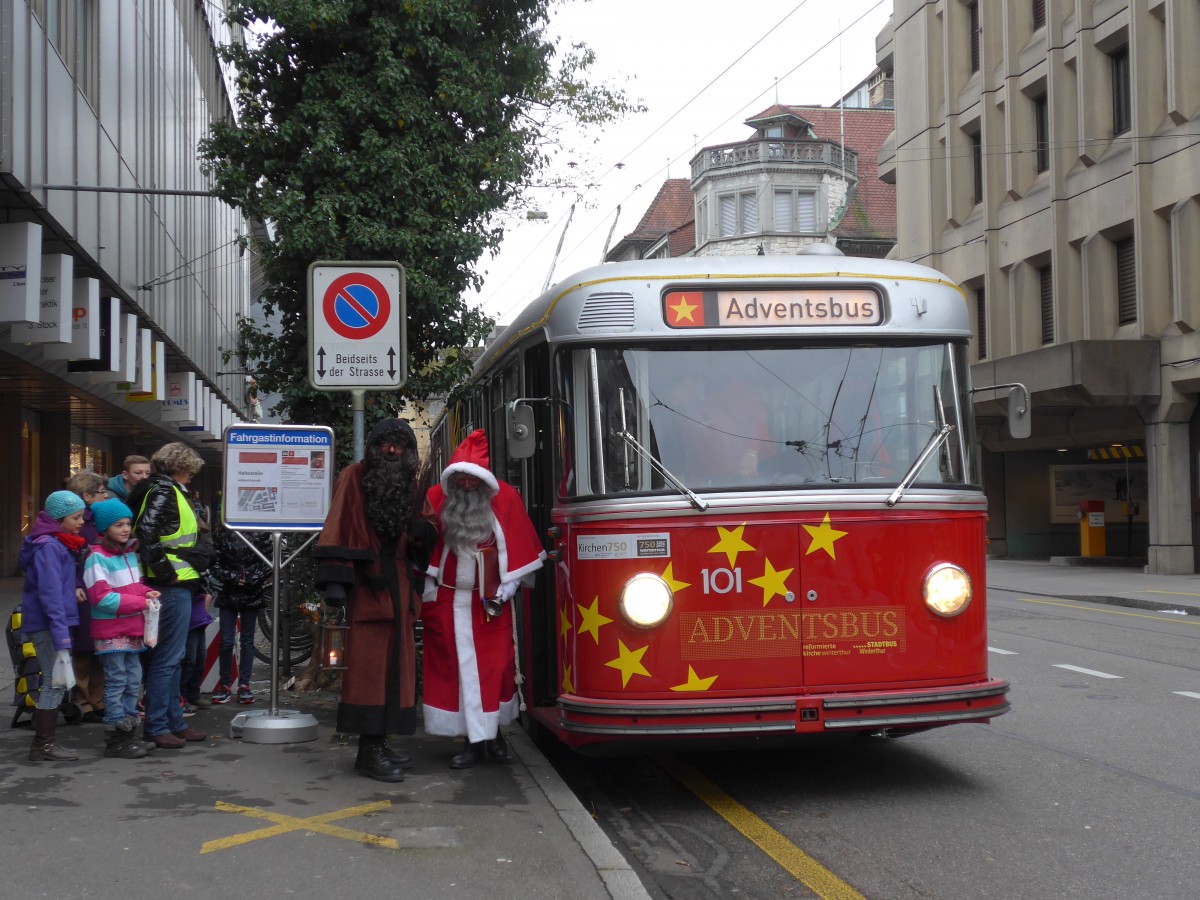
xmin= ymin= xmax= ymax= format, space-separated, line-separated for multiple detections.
xmin=1021 ymin=598 xmax=1200 ymax=625
xmin=201 ymin=799 xmax=399 ymax=854
xmin=662 ymin=757 xmax=865 ymax=900
xmin=1143 ymin=590 xmax=1200 ymax=598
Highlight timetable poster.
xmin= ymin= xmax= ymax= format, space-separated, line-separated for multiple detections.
xmin=222 ymin=425 xmax=333 ymax=530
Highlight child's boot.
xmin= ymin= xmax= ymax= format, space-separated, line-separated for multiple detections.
xmin=29 ymin=709 xmax=79 ymax=762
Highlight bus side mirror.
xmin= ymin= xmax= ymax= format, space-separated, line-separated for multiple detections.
xmin=507 ymin=402 xmax=536 ymax=459
xmin=1007 ymin=386 xmax=1031 ymax=439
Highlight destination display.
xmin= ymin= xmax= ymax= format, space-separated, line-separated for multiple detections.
xmin=663 ymin=288 xmax=881 ymax=328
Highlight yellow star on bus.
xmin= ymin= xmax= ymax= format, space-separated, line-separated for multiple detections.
xmin=708 ymin=524 xmax=756 ymax=567
xmin=670 ymin=294 xmax=698 ymax=324
xmin=749 ymin=557 xmax=794 ymax=606
xmin=804 ymin=513 xmax=848 ymax=559
xmin=561 ymin=664 xmax=574 ymax=694
xmin=661 ymin=562 xmax=690 ymax=593
xmin=670 ymin=666 xmax=717 ymax=692
xmin=605 ymin=640 xmax=651 ymax=687
xmin=558 ymin=605 xmax=573 ymax=641
xmin=577 ymin=596 xmax=614 ymax=644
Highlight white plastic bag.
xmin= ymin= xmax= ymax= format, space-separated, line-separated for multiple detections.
xmin=143 ymin=597 xmax=161 ymax=648
xmin=50 ymin=649 xmax=76 ymax=690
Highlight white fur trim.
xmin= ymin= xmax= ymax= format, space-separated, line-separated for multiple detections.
xmin=440 ymin=461 xmax=499 ymax=496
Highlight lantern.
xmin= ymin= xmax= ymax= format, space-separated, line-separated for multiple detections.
xmin=317 ymin=609 xmax=349 ymax=672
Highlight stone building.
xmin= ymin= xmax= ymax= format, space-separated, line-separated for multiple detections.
xmin=877 ymin=0 xmax=1200 ymax=572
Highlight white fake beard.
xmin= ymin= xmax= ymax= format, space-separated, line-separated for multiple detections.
xmin=442 ymin=482 xmax=495 ymax=554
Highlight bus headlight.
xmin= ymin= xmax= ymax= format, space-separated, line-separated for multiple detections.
xmin=923 ymin=563 xmax=972 ymax=617
xmin=619 ymin=573 xmax=674 ymax=629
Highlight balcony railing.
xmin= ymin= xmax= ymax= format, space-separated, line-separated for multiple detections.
xmin=691 ymin=139 xmax=858 ymax=180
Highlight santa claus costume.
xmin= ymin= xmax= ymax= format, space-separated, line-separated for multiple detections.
xmin=421 ymin=430 xmax=545 ymax=767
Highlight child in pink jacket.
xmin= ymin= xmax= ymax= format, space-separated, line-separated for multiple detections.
xmin=83 ymin=499 xmax=159 ymax=759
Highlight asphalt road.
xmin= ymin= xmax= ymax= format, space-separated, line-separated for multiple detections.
xmin=548 ymin=587 xmax=1200 ymax=899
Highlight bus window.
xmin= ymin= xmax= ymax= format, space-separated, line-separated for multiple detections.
xmin=554 ymin=351 xmax=577 ymax=497
xmin=568 ymin=342 xmax=976 ymax=496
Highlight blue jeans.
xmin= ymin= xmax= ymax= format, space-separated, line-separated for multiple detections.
xmin=218 ymin=607 xmax=257 ymax=687
xmin=28 ymin=630 xmax=67 ymax=711
xmin=180 ymin=627 xmax=207 ymax=703
xmin=143 ymin=584 xmax=192 ymax=737
xmin=100 ymin=651 xmax=143 ymax=726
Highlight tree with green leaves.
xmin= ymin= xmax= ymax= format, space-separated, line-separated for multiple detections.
xmin=200 ymin=0 xmax=637 ymax=456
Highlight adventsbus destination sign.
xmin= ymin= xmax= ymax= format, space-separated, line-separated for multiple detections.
xmin=663 ymin=288 xmax=881 ymax=328
xmin=222 ymin=424 xmax=334 ymax=531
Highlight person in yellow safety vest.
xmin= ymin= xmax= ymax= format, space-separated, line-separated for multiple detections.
xmin=129 ymin=443 xmax=215 ymax=751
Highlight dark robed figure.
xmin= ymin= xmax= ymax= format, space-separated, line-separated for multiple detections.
xmin=313 ymin=418 xmax=427 ymax=782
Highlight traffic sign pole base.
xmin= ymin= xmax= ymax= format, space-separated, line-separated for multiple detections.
xmin=230 ymin=709 xmax=320 ymax=744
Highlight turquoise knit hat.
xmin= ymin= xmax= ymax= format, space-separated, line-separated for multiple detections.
xmin=91 ymin=498 xmax=134 ymax=534
xmin=45 ymin=490 xmax=86 ymax=521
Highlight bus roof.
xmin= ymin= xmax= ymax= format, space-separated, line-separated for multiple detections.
xmin=476 ymin=254 xmax=970 ymax=375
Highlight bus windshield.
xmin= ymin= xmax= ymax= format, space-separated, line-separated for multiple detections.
xmin=571 ymin=343 xmax=976 ymax=496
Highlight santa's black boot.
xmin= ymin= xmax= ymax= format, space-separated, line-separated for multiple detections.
xmin=486 ymin=732 xmax=510 ymax=762
xmin=450 ymin=740 xmax=485 ymax=769
xmin=355 ymin=735 xmax=405 ymax=782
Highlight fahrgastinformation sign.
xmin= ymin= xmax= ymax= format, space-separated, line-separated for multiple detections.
xmin=308 ymin=261 xmax=406 ymax=391
xmin=222 ymin=424 xmax=334 ymax=531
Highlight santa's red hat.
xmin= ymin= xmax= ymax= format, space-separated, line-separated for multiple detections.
xmin=440 ymin=429 xmax=499 ymax=495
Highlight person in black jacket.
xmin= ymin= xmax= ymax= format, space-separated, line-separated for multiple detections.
xmin=206 ymin=525 xmax=270 ymax=704
xmin=128 ymin=443 xmax=214 ymax=750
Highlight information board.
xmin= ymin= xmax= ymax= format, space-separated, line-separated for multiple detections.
xmin=222 ymin=424 xmax=334 ymax=531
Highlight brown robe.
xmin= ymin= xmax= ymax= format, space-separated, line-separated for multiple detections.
xmin=313 ymin=461 xmax=417 ymax=736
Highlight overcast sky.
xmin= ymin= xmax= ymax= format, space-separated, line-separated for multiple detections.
xmin=467 ymin=0 xmax=893 ymax=324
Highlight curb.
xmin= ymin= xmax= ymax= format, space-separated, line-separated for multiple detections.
xmin=988 ymin=583 xmax=1200 ymax=617
xmin=508 ymin=727 xmax=652 ymax=900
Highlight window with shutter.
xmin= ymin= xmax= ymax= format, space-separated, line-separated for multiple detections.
xmin=1032 ymin=0 xmax=1045 ymax=29
xmin=971 ymin=131 xmax=983 ymax=204
xmin=774 ymin=191 xmax=794 ymax=232
xmin=1116 ymin=237 xmax=1136 ymax=325
xmin=797 ymin=194 xmax=817 ymax=231
xmin=1034 ymin=95 xmax=1049 ymax=173
xmin=976 ymin=287 xmax=988 ymax=360
xmin=719 ymin=195 xmax=736 ymax=237
xmin=1039 ymin=265 xmax=1053 ymax=344
xmin=1111 ymin=47 xmax=1131 ymax=135
xmin=741 ymin=193 xmax=758 ymax=233
xmin=969 ymin=2 xmax=980 ymax=73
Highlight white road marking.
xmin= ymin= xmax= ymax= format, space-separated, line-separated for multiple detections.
xmin=1173 ymin=691 xmax=1200 ymax=700
xmin=988 ymin=647 xmax=1017 ymax=655
xmin=1053 ymin=664 xmax=1122 ymax=679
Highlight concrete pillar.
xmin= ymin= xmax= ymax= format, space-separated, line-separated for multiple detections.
xmin=1146 ymin=421 xmax=1194 ymax=574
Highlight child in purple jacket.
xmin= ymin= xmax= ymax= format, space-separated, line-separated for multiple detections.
xmin=83 ymin=499 xmax=159 ymax=759
xmin=18 ymin=491 xmax=89 ymax=762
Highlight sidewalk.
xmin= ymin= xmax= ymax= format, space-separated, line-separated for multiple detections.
xmin=986 ymin=557 xmax=1200 ymax=615
xmin=0 ymin=578 xmax=651 ymax=900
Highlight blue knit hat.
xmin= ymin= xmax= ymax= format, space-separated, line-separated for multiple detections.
xmin=91 ymin=498 xmax=133 ymax=535
xmin=45 ymin=490 xmax=86 ymax=521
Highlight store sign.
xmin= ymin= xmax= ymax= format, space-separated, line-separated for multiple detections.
xmin=0 ymin=221 xmax=41 ymax=324
xmin=162 ymin=371 xmax=197 ymax=424
xmin=9 ymin=254 xmax=73 ymax=344
xmin=127 ymin=339 xmax=165 ymax=402
xmin=68 ymin=297 xmax=121 ymax=374
xmin=45 ymin=279 xmax=101 ymax=361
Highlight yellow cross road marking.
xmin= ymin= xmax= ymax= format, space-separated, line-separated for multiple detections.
xmin=201 ymin=799 xmax=399 ymax=854
xmin=1020 ymin=598 xmax=1200 ymax=625
xmin=662 ymin=758 xmax=865 ymax=900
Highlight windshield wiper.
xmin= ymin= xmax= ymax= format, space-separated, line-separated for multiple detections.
xmin=617 ymin=430 xmax=710 ymax=512
xmin=886 ymin=423 xmax=954 ymax=507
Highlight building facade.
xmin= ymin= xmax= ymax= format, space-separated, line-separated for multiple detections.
xmin=606 ymin=101 xmax=896 ymax=263
xmin=878 ymin=0 xmax=1200 ymax=572
xmin=0 ymin=1 xmax=258 ymax=573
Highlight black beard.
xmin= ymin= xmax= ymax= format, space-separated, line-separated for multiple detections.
xmin=362 ymin=444 xmax=418 ymax=539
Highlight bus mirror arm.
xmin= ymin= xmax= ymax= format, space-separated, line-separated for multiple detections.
xmin=969 ymin=382 xmax=1031 ymax=440
xmin=886 ymin=424 xmax=955 ymax=507
xmin=617 ymin=429 xmax=710 ymax=512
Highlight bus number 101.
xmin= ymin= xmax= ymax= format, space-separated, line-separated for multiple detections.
xmin=701 ymin=567 xmax=743 ymax=595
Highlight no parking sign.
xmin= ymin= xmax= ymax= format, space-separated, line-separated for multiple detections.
xmin=307 ymin=261 xmax=406 ymax=391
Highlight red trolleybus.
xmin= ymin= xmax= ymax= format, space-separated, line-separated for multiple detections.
xmin=430 ymin=250 xmax=1027 ymax=749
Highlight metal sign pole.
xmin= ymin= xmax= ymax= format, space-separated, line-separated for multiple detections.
xmin=268 ymin=531 xmax=282 ymax=716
